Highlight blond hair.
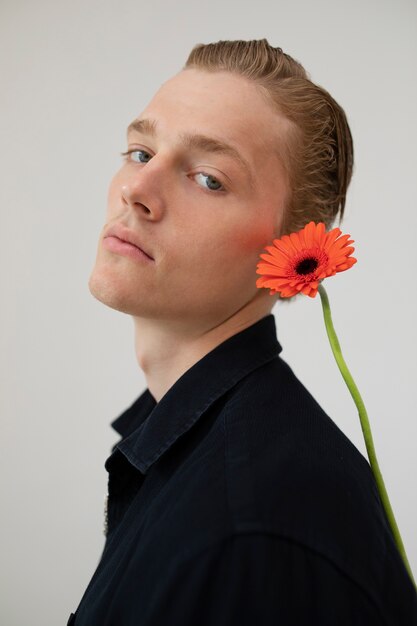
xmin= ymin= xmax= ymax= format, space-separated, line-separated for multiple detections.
xmin=184 ymin=39 xmax=354 ymax=236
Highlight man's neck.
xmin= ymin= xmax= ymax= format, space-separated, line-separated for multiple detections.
xmin=132 ymin=296 xmax=274 ymax=403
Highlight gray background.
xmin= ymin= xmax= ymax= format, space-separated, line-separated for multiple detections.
xmin=1 ymin=0 xmax=416 ymax=623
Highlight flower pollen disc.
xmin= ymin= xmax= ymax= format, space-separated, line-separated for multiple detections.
xmin=295 ymin=257 xmax=319 ymax=275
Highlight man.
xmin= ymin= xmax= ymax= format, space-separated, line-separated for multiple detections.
xmin=68 ymin=39 xmax=417 ymax=624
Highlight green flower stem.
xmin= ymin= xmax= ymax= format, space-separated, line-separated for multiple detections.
xmin=318 ymin=283 xmax=416 ymax=590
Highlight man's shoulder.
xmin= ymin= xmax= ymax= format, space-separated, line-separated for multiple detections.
xmin=222 ymin=353 xmax=371 ymax=483
xmin=220 ymin=355 xmax=391 ymax=591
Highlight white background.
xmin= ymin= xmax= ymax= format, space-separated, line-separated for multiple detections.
xmin=1 ymin=0 xmax=416 ymax=623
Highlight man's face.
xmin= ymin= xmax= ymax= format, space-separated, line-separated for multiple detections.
xmin=88 ymin=68 xmax=289 ymax=329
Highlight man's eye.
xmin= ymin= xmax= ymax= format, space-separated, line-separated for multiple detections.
xmin=120 ymin=149 xmax=152 ymax=163
xmin=120 ymin=151 xmax=225 ymax=193
xmin=193 ymin=172 xmax=224 ymax=192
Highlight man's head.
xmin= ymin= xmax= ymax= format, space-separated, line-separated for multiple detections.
xmin=88 ymin=39 xmax=353 ymax=328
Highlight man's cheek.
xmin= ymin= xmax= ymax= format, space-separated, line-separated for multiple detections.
xmin=237 ymin=224 xmax=274 ymax=253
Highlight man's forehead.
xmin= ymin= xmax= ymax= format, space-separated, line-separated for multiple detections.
xmin=139 ymin=69 xmax=284 ymax=147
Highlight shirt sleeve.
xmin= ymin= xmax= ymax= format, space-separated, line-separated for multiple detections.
xmin=153 ymin=533 xmax=387 ymax=626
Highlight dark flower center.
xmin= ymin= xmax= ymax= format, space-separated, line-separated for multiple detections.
xmin=295 ymin=257 xmax=319 ymax=275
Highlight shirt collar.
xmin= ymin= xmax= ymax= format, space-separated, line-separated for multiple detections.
xmin=109 ymin=313 xmax=282 ymax=474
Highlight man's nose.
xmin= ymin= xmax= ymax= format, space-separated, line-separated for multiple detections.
xmin=120 ymin=164 xmax=167 ymax=220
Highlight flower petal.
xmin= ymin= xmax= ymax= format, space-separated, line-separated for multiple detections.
xmin=256 ymin=264 xmax=287 ymax=277
xmin=289 ymin=232 xmax=304 ymax=252
xmin=258 ymin=253 xmax=288 ymax=269
xmin=302 ymin=221 xmax=316 ymax=248
xmin=315 ymin=222 xmax=326 ymax=247
xmin=271 ymin=239 xmax=294 ymax=258
xmin=323 ymin=227 xmax=342 ymax=251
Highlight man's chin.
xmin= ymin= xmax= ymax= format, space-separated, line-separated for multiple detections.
xmin=88 ymin=272 xmax=136 ymax=315
xmin=88 ymin=271 xmax=165 ymax=319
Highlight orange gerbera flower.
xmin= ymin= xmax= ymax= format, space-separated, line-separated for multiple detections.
xmin=256 ymin=221 xmax=357 ymax=298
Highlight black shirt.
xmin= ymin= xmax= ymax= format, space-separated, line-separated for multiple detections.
xmin=68 ymin=314 xmax=417 ymax=625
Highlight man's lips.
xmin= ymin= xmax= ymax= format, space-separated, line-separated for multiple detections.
xmin=103 ymin=236 xmax=154 ymax=263
xmin=103 ymin=224 xmax=154 ymax=260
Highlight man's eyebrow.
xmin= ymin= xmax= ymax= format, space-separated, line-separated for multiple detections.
xmin=126 ymin=118 xmax=255 ymax=186
xmin=127 ymin=118 xmax=158 ymax=138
